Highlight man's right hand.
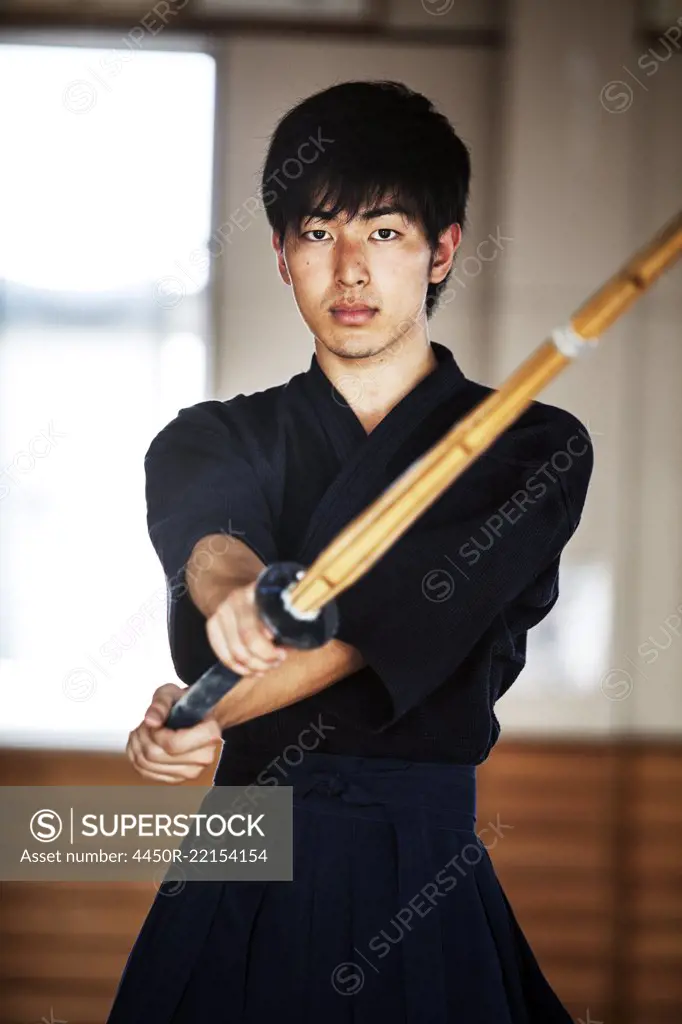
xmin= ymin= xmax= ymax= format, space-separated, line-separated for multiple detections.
xmin=206 ymin=579 xmax=290 ymax=677
xmin=126 ymin=683 xmax=223 ymax=784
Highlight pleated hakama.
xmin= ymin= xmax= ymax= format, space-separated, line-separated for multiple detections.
xmin=106 ymin=751 xmax=572 ymax=1024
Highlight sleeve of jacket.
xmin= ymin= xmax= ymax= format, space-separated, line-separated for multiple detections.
xmin=313 ymin=409 xmax=594 ymax=732
xmin=144 ymin=400 xmax=279 ymax=687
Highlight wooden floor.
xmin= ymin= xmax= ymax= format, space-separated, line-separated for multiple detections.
xmin=1 ymin=740 xmax=680 ymax=1023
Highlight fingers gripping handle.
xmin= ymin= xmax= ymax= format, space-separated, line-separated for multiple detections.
xmin=164 ymin=661 xmax=244 ymax=730
xmin=164 ymin=562 xmax=339 ymax=730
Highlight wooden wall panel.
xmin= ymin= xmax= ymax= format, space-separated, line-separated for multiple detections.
xmin=476 ymin=742 xmax=617 ymax=1021
xmin=0 ymin=749 xmax=209 ymax=1024
xmin=1 ymin=741 xmax=681 ymax=1023
xmin=625 ymin=749 xmax=682 ymax=1024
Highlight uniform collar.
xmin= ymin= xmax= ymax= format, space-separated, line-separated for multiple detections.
xmin=301 ymin=340 xmax=468 ymax=462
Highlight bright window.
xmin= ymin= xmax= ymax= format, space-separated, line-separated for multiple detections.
xmin=0 ymin=43 xmax=216 ymax=748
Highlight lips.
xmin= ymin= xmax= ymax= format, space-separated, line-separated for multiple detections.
xmin=330 ymin=304 xmax=378 ymax=325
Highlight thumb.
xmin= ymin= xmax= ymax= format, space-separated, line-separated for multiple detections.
xmin=144 ymin=684 xmax=183 ymax=726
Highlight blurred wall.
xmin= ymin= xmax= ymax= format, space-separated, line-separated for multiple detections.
xmin=490 ymin=0 xmax=682 ymax=741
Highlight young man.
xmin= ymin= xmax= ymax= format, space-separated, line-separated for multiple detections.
xmin=108 ymin=81 xmax=593 ymax=1022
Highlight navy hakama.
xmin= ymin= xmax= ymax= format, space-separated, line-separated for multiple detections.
xmin=107 ymin=751 xmax=572 ymax=1023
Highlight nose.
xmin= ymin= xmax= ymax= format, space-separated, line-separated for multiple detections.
xmin=334 ymin=238 xmax=369 ymax=289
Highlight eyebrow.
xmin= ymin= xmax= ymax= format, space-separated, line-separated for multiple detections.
xmin=302 ymin=203 xmax=411 ymax=224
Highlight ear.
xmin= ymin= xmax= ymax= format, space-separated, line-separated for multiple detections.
xmin=429 ymin=224 xmax=463 ymax=285
xmin=272 ymin=230 xmax=292 ymax=285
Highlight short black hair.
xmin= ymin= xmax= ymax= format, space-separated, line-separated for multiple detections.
xmin=260 ymin=80 xmax=471 ymax=318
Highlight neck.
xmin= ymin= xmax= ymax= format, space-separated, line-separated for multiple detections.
xmin=314 ymin=333 xmax=439 ymax=435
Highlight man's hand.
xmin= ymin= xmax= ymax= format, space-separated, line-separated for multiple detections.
xmin=126 ymin=683 xmax=223 ymax=784
xmin=206 ymin=579 xmax=290 ymax=676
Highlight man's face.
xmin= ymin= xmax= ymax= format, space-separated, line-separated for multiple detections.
xmin=273 ymin=199 xmax=460 ymax=359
